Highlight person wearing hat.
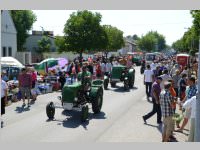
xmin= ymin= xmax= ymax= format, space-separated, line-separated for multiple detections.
xmin=77 ymin=65 xmax=92 ymax=84
xmin=142 ymin=76 xmax=163 ymax=124
xmin=160 ymin=81 xmax=176 ymax=142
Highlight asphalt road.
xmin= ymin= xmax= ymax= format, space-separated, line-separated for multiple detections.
xmin=0 ymin=66 xmax=188 ymax=142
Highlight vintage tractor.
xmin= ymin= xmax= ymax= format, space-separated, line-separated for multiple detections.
xmin=104 ymin=65 xmax=135 ymax=90
xmin=46 ymin=79 xmax=104 ymax=122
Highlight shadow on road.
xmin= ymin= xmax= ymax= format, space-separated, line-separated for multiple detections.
xmin=15 ymin=106 xmax=30 ymax=113
xmin=144 ymin=123 xmax=163 ymax=134
xmin=46 ymin=110 xmax=106 ymax=130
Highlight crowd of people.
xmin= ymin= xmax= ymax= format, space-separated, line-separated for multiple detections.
xmin=1 ymin=53 xmax=199 ymax=142
xmin=142 ymin=57 xmax=198 ymax=142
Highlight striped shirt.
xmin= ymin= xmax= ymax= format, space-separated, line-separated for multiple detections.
xmin=160 ymin=90 xmax=174 ymax=117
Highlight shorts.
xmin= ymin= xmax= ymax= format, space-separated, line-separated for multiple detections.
xmin=1 ymin=97 xmax=6 ymax=115
xmin=20 ymin=87 xmax=31 ymax=99
xmin=163 ymin=116 xmax=174 ymax=136
xmin=183 ymin=108 xmax=191 ymax=119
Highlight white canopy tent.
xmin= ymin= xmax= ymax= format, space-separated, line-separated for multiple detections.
xmin=1 ymin=57 xmax=24 ymax=68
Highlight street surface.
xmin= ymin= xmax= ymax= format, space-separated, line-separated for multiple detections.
xmin=0 ymin=67 xmax=189 ymax=142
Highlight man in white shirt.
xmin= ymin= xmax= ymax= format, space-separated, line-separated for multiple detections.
xmin=160 ymin=69 xmax=172 ymax=90
xmin=105 ymin=60 xmax=112 ymax=75
xmin=183 ymin=95 xmax=197 ymax=142
xmin=144 ymin=64 xmax=154 ymax=100
xmin=101 ymin=62 xmax=106 ymax=75
xmin=1 ymin=77 xmax=8 ymax=128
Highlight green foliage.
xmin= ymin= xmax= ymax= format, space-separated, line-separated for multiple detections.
xmin=10 ymin=10 xmax=37 ymax=51
xmin=55 ymin=36 xmax=67 ymax=53
xmin=172 ymin=26 xmax=199 ymax=53
xmin=37 ymin=36 xmax=52 ymax=53
xmin=173 ymin=10 xmax=200 ymax=53
xmin=138 ymin=31 xmax=166 ymax=52
xmin=63 ymin=10 xmax=108 ymax=54
xmin=191 ymin=10 xmax=200 ymax=35
xmin=103 ymin=25 xmax=124 ymax=52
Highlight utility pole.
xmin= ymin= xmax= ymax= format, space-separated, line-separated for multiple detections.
xmin=195 ymin=32 xmax=200 ymax=142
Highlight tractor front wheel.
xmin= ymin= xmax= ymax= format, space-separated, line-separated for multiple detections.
xmin=81 ymin=105 xmax=89 ymax=122
xmin=92 ymin=91 xmax=103 ymax=114
xmin=46 ymin=102 xmax=55 ymax=120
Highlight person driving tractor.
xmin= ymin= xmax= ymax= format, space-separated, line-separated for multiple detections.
xmin=77 ymin=65 xmax=92 ymax=91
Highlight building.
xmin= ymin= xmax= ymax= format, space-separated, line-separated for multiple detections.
xmin=23 ymin=30 xmax=57 ymax=63
xmin=118 ymin=39 xmax=137 ymax=55
xmin=1 ymin=10 xmax=17 ymax=58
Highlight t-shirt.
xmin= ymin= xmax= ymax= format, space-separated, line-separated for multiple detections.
xmin=105 ymin=63 xmax=112 ymax=72
xmin=144 ymin=69 xmax=154 ymax=82
xmin=18 ymin=73 xmax=32 ymax=87
xmin=101 ymin=63 xmax=106 ymax=72
xmin=160 ymin=74 xmax=172 ymax=90
xmin=1 ymin=80 xmax=8 ymax=98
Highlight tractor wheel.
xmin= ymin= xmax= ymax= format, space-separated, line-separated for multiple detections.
xmin=46 ymin=102 xmax=55 ymax=120
xmin=124 ymin=79 xmax=129 ymax=90
xmin=104 ymin=79 xmax=109 ymax=90
xmin=92 ymin=90 xmax=103 ymax=114
xmin=81 ymin=105 xmax=89 ymax=122
xmin=111 ymin=82 xmax=116 ymax=88
xmin=128 ymin=76 xmax=134 ymax=88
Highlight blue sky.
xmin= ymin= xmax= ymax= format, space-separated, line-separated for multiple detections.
xmin=32 ymin=10 xmax=193 ymax=46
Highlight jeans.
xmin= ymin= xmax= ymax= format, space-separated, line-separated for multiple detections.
xmin=143 ymin=98 xmax=162 ymax=123
xmin=145 ymin=82 xmax=152 ymax=98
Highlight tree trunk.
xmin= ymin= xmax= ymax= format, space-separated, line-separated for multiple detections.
xmin=80 ymin=52 xmax=83 ymax=67
xmin=105 ymin=52 xmax=108 ymax=59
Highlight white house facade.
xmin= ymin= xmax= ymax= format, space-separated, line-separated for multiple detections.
xmin=1 ymin=10 xmax=17 ymax=57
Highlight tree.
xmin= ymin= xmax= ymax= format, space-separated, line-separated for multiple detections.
xmin=37 ymin=36 xmax=52 ymax=53
xmin=10 ymin=10 xmax=37 ymax=51
xmin=172 ymin=26 xmax=199 ymax=53
xmin=138 ymin=31 xmax=166 ymax=52
xmin=103 ymin=25 xmax=124 ymax=57
xmin=55 ymin=36 xmax=67 ymax=53
xmin=63 ymin=10 xmax=108 ymax=64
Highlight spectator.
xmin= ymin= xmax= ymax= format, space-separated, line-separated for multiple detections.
xmin=59 ymin=72 xmax=66 ymax=90
xmin=160 ymin=81 xmax=176 ymax=142
xmin=105 ymin=60 xmax=112 ymax=76
xmin=144 ymin=65 xmax=154 ymax=100
xmin=142 ymin=76 xmax=163 ymax=124
xmin=172 ymin=70 xmax=181 ymax=97
xmin=2 ymin=70 xmax=9 ymax=82
xmin=1 ymin=75 xmax=8 ymax=128
xmin=96 ymin=61 xmax=102 ymax=79
xmin=179 ymin=74 xmax=187 ymax=102
xmin=18 ymin=68 xmax=32 ymax=107
xmin=176 ymin=77 xmax=197 ymax=133
xmin=160 ymin=69 xmax=172 ymax=90
xmin=182 ymin=95 xmax=197 ymax=142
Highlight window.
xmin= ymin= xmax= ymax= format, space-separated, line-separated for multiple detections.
xmin=2 ymin=47 xmax=6 ymax=56
xmin=8 ymin=47 xmax=12 ymax=56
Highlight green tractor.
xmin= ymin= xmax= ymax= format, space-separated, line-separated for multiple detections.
xmin=104 ymin=65 xmax=135 ymax=90
xmin=46 ymin=79 xmax=104 ymax=122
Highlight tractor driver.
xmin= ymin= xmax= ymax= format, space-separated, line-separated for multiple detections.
xmin=77 ymin=65 xmax=92 ymax=91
